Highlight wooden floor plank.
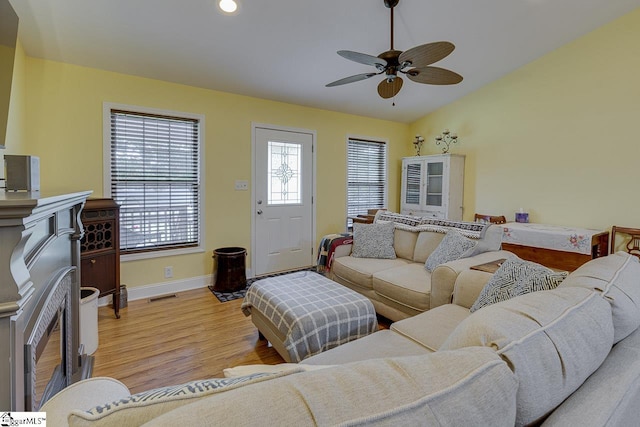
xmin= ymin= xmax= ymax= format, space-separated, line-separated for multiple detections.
xmin=91 ymin=286 xmax=390 ymax=394
xmin=91 ymin=288 xmax=284 ymax=394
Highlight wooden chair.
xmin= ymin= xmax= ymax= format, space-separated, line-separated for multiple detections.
xmin=610 ymin=226 xmax=640 ymax=258
xmin=474 ymin=213 xmax=507 ymax=224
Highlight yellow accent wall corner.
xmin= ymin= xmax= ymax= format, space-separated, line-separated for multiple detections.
xmin=410 ymin=7 xmax=640 ymax=231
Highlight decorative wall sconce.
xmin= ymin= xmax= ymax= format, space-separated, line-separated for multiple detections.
xmin=435 ymin=129 xmax=458 ymax=154
xmin=413 ymin=134 xmax=425 ymax=156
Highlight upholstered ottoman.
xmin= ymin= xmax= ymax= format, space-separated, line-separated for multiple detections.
xmin=241 ymin=271 xmax=378 ymax=362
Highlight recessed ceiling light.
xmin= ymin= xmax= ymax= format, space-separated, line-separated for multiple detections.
xmin=219 ymin=0 xmax=238 ymax=14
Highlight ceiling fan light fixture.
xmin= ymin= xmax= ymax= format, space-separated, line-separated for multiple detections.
xmin=326 ymin=0 xmax=462 ymax=100
xmin=218 ymin=0 xmax=238 ymax=14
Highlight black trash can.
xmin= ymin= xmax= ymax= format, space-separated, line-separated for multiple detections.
xmin=212 ymin=247 xmax=247 ymax=292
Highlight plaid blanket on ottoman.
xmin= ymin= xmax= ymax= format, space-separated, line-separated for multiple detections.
xmin=241 ymin=271 xmax=377 ymax=362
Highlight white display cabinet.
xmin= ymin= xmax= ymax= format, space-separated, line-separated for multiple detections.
xmin=400 ymin=154 xmax=465 ymax=220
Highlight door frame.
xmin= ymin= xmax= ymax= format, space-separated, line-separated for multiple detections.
xmin=250 ymin=122 xmax=317 ymax=278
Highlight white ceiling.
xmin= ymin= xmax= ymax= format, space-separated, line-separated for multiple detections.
xmin=10 ymin=0 xmax=640 ymax=123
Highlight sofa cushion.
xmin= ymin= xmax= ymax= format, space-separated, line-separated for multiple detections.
xmin=373 ymin=263 xmax=432 ymax=312
xmin=412 ymin=230 xmax=445 ymax=263
xmin=145 ymin=348 xmax=518 ymax=427
xmin=558 ymin=251 xmax=640 ymax=343
xmin=393 ymin=228 xmax=418 ymax=260
xmin=332 ymin=256 xmax=411 ymax=290
xmin=302 ymin=329 xmax=431 ymax=365
xmin=441 ymin=287 xmax=614 ymax=426
xmin=391 ymin=304 xmax=471 ymax=351
xmin=470 ymin=257 xmax=567 ymax=312
xmin=425 ymin=230 xmax=476 ymax=272
xmin=68 ymin=371 xmax=298 ymax=427
xmin=351 ymin=222 xmax=396 ymax=259
xmin=541 ymin=326 xmax=640 ymax=427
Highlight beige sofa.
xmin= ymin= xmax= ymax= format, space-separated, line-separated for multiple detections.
xmin=43 ymin=252 xmax=640 ymax=426
xmin=329 ymin=222 xmax=509 ymax=320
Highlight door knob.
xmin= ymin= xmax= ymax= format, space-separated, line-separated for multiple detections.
xmin=257 ymin=209 xmax=263 ymax=215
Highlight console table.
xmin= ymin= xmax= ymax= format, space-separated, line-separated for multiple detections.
xmin=501 ymin=222 xmax=609 ymax=271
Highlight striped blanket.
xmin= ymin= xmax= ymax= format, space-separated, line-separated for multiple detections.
xmin=241 ymin=271 xmax=377 ymax=362
xmin=316 ymin=233 xmax=353 ymax=272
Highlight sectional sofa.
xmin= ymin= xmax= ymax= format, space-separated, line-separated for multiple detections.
xmin=42 ymin=252 xmax=640 ymax=426
xmin=329 ymin=216 xmax=508 ymax=320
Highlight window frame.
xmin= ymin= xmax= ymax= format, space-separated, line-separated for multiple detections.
xmin=346 ymin=136 xmax=388 ymax=229
xmin=103 ymin=102 xmax=205 ymax=261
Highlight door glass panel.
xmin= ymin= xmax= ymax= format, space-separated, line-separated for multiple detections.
xmin=405 ymin=163 xmax=421 ymax=204
xmin=267 ymin=141 xmax=302 ymax=205
xmin=426 ymin=194 xmax=443 ymax=206
xmin=428 ymin=176 xmax=443 ymax=194
xmin=427 ymin=162 xmax=443 ymax=175
xmin=426 ymin=161 xmax=443 ymax=207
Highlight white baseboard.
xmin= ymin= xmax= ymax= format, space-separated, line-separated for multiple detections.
xmin=97 ymin=275 xmax=214 ymax=307
xmin=97 ymin=268 xmax=255 ymax=307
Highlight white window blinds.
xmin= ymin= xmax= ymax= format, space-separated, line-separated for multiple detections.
xmin=109 ymin=109 xmax=201 ymax=253
xmin=347 ymin=138 xmax=387 ymax=226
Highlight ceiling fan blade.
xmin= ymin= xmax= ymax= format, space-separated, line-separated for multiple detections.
xmin=326 ymin=73 xmax=378 ymax=87
xmin=398 ymin=41 xmax=455 ymax=68
xmin=377 ymin=76 xmax=403 ymax=99
xmin=338 ymin=50 xmax=387 ymax=68
xmin=406 ymin=66 xmax=463 ymax=85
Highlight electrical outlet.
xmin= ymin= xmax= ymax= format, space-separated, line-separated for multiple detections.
xmin=164 ymin=266 xmax=173 ymax=278
xmin=234 ymin=180 xmax=249 ymax=191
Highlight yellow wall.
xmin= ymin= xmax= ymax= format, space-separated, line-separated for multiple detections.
xmin=15 ymin=7 xmax=640 ymax=287
xmin=23 ymin=58 xmax=409 ymax=288
xmin=410 ymin=8 xmax=640 ymax=231
xmin=3 ymin=41 xmax=27 ymax=155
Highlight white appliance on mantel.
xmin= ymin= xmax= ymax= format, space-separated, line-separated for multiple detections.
xmin=0 ymin=190 xmax=92 ymax=411
xmin=400 ymin=154 xmax=465 ymax=220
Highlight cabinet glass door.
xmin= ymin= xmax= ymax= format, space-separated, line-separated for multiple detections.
xmin=425 ymin=161 xmax=443 ymax=207
xmin=404 ymin=162 xmax=422 ymax=205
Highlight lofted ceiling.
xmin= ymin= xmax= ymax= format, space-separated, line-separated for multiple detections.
xmin=9 ymin=0 xmax=640 ymax=123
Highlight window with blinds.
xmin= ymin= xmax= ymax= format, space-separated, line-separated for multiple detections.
xmin=347 ymin=138 xmax=387 ymax=227
xmin=107 ymin=108 xmax=202 ymax=255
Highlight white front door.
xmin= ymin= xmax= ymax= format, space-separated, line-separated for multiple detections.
xmin=252 ymin=125 xmax=315 ymax=277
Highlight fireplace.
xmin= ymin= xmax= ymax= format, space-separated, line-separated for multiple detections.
xmin=24 ymin=268 xmax=76 ymax=410
xmin=0 ymin=190 xmax=92 ymax=411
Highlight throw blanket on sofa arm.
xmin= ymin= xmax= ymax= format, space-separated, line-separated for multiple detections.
xmin=317 ymin=233 xmax=353 ymax=272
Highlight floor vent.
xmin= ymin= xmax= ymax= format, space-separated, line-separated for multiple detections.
xmin=149 ymin=294 xmax=177 ymax=303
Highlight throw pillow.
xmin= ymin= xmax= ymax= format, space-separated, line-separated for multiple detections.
xmin=460 ymin=224 xmax=503 ymax=258
xmin=424 ymin=229 xmax=476 ymax=272
xmin=69 ymin=371 xmax=299 ymax=426
xmin=351 ymin=222 xmax=396 ymax=259
xmin=470 ymin=257 xmax=568 ymax=312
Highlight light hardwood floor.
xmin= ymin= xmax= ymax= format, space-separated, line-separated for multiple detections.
xmin=91 ymin=288 xmax=284 ymax=394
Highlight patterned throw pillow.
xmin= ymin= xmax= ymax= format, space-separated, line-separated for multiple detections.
xmin=470 ymin=257 xmax=568 ymax=312
xmin=69 ymin=371 xmax=299 ymax=425
xmin=351 ymin=222 xmax=396 ymax=259
xmin=425 ymin=229 xmax=476 ymax=272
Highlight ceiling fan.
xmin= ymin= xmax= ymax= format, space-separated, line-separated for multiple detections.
xmin=326 ymin=0 xmax=462 ymax=100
